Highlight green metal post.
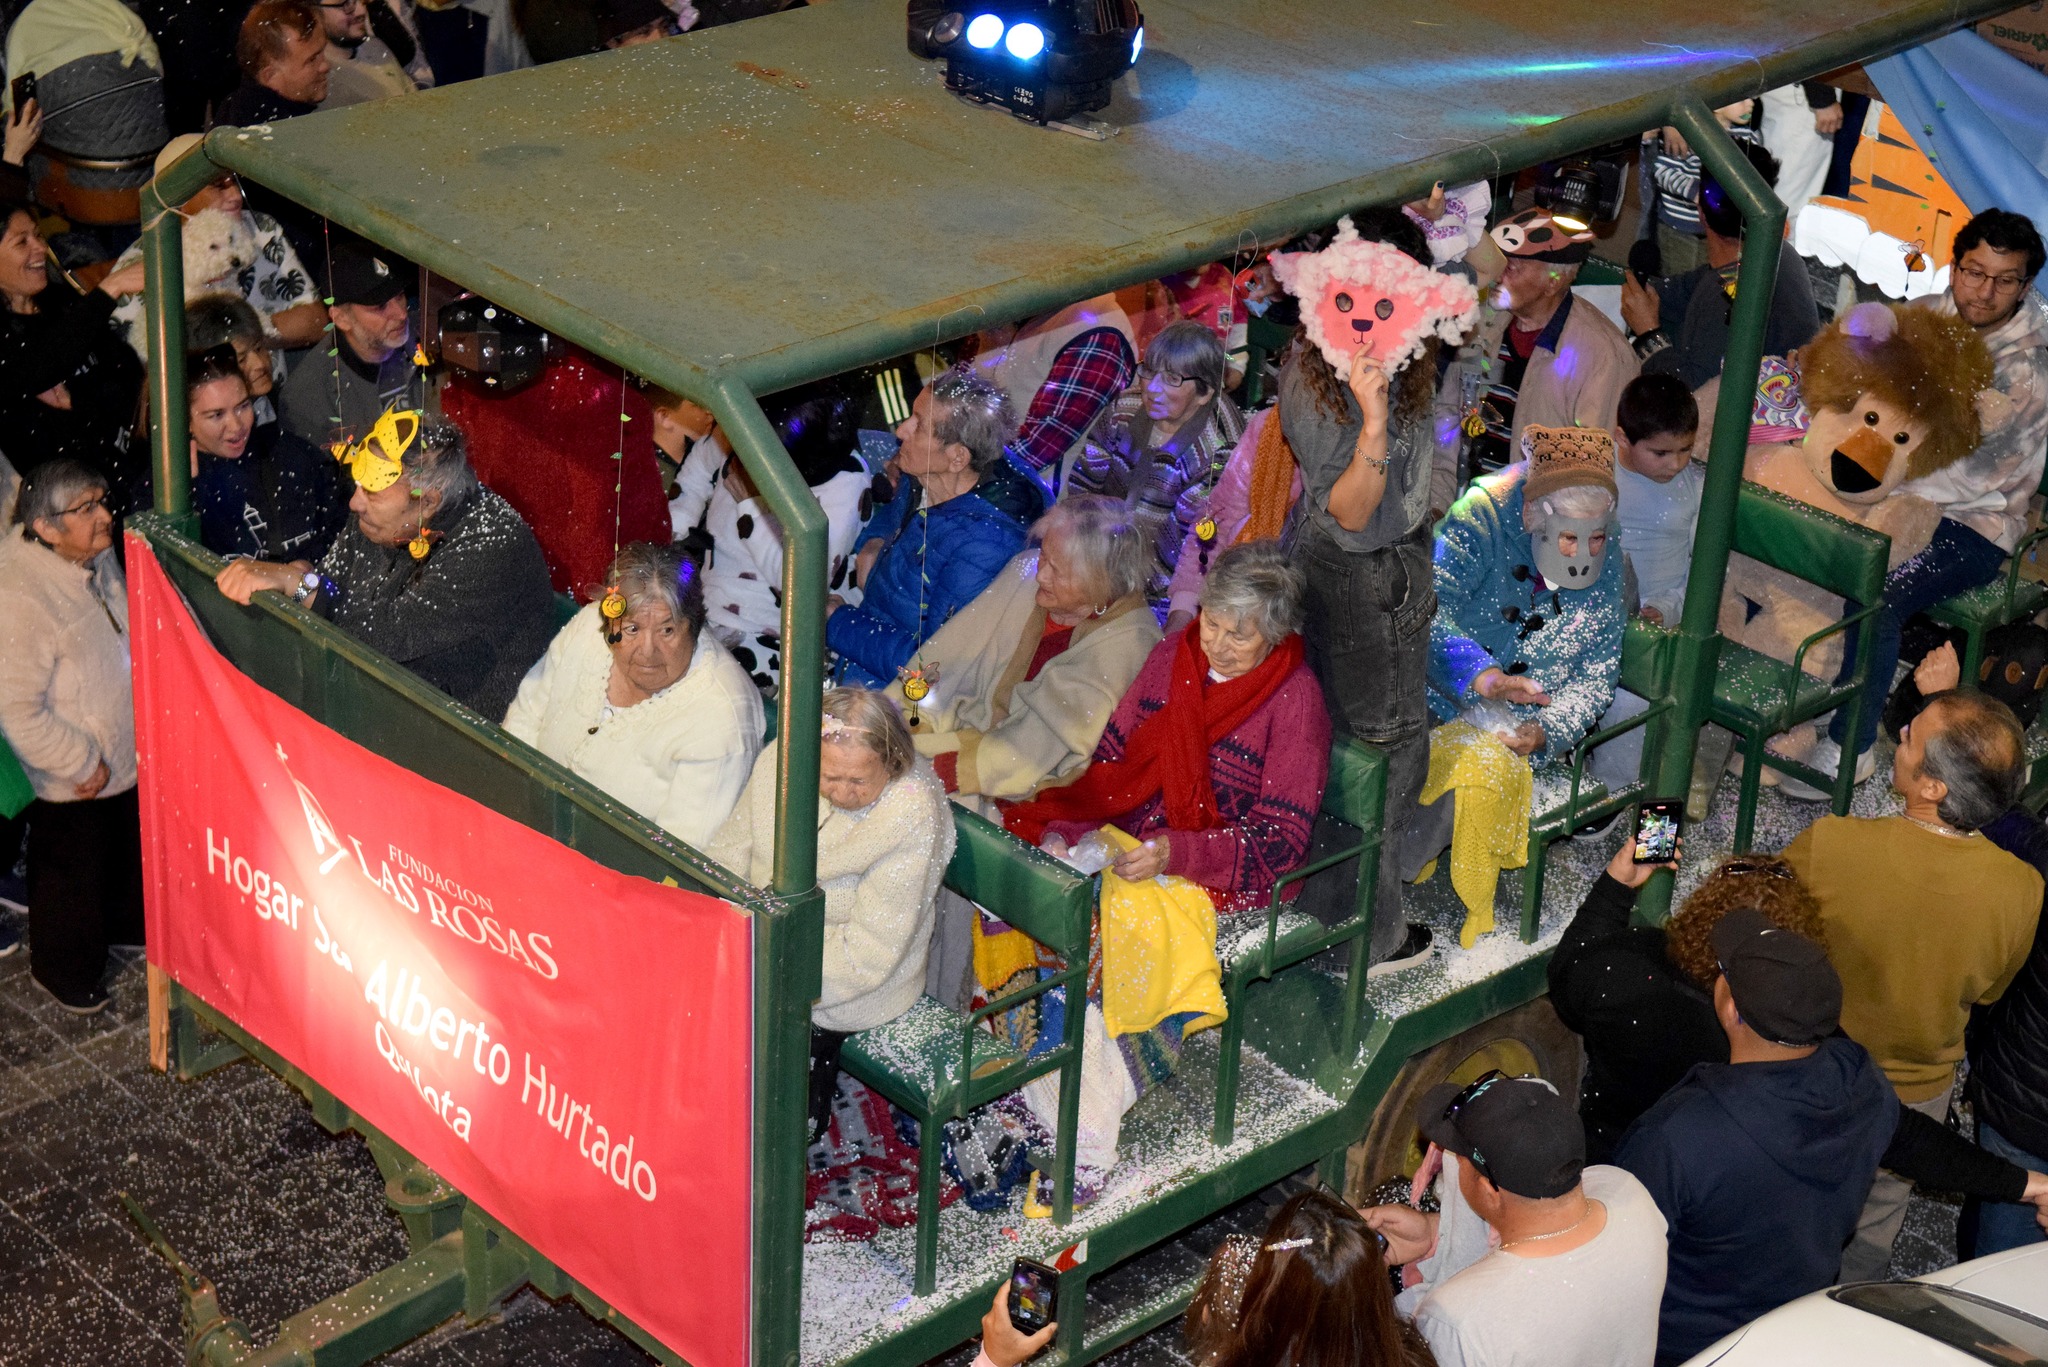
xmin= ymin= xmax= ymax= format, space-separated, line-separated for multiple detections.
xmin=705 ymin=375 xmax=827 ymax=1367
xmin=140 ymin=180 xmax=191 ymax=531
xmin=1641 ymin=91 xmax=1787 ymax=923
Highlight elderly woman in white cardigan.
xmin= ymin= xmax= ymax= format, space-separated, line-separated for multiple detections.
xmin=889 ymin=496 xmax=1161 ymax=811
xmin=0 ymin=460 xmax=144 ymax=1015
xmin=711 ymin=687 xmax=956 ymax=1139
xmin=504 ymin=542 xmax=763 ymax=850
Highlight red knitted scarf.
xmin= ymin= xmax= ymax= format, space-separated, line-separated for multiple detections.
xmin=1004 ymin=624 xmax=1304 ymax=844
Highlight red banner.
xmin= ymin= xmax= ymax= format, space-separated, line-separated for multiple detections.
xmin=128 ymin=537 xmax=752 ymax=1365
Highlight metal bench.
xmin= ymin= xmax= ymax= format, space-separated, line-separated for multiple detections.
xmin=1709 ymin=484 xmax=1890 ymax=851
xmin=839 ymin=808 xmax=1093 ymax=1296
xmin=1519 ymin=617 xmax=1678 ymax=940
xmin=1211 ymin=736 xmax=1387 ymax=1146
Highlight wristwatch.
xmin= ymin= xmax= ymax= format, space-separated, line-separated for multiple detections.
xmin=291 ymin=570 xmax=322 ymax=604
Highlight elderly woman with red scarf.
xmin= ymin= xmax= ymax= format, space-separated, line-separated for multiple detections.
xmin=987 ymin=541 xmax=1330 ymax=1205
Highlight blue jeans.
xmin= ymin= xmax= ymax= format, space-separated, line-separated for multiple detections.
xmin=1968 ymin=1119 xmax=2048 ymax=1257
xmin=1830 ymin=518 xmax=2006 ymax=755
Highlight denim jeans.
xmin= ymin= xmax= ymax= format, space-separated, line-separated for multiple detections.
xmin=1967 ymin=1119 xmax=2048 ymax=1257
xmin=1293 ymin=519 xmax=1435 ymax=963
xmin=1830 ymin=517 xmax=2006 ymax=756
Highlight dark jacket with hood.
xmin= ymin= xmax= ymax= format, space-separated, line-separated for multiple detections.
xmin=1973 ymin=808 xmax=2048 ymax=1160
xmin=1615 ymin=1037 xmax=1897 ymax=1364
xmin=826 ymin=467 xmax=1030 ymax=689
xmin=195 ymin=424 xmax=349 ymax=564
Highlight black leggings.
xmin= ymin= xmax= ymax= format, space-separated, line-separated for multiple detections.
xmin=27 ymin=788 xmax=145 ymax=997
xmin=808 ymin=1027 xmax=848 ymax=1141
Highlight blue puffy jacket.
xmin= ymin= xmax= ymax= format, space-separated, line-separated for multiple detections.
xmin=827 ymin=475 xmax=1029 ymax=688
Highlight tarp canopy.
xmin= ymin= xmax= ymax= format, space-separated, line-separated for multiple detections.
xmin=1870 ymin=28 xmax=2048 ymax=237
xmin=197 ymin=0 xmax=2015 ymax=399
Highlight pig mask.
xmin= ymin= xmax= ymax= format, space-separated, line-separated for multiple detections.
xmin=1270 ymin=218 xmax=1481 ymax=374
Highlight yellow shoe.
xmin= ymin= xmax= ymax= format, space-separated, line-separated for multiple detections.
xmin=1022 ymin=1170 xmax=1052 ymax=1219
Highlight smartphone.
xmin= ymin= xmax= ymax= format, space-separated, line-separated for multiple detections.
xmin=1008 ymin=1257 xmax=1059 ymax=1334
xmin=1632 ymin=800 xmax=1683 ymax=865
xmin=10 ymin=72 xmax=34 ymax=116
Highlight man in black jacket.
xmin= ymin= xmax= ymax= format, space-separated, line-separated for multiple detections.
xmin=215 ymin=414 xmax=555 ymax=720
xmin=1615 ymin=911 xmax=2044 ymax=1365
xmin=212 ymin=0 xmax=332 ymax=267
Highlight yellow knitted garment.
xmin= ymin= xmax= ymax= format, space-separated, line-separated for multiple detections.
xmin=1093 ymin=826 xmax=1227 ymax=1038
xmin=1419 ymin=722 xmax=1533 ymax=949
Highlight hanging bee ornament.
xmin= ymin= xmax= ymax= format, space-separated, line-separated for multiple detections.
xmin=408 ymin=531 xmax=433 ymax=561
xmin=600 ymin=586 xmax=628 ymax=620
xmin=1900 ymin=239 xmax=1929 ymax=273
xmin=896 ymin=661 xmax=939 ymax=726
xmin=1462 ymin=406 xmax=1488 ymax=439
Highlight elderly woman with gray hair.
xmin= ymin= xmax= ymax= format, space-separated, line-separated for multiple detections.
xmin=711 ymin=687 xmax=955 ymax=1138
xmin=997 ymin=541 xmax=1330 ymax=1192
xmin=217 ymin=413 xmax=556 ymax=719
xmin=1070 ymin=321 xmax=1247 ymax=604
xmin=826 ymin=367 xmax=1036 ymax=689
xmin=0 ymin=460 xmax=143 ymax=1014
xmin=505 ymin=543 xmax=763 ymax=849
xmin=888 ymin=496 xmax=1161 ymax=806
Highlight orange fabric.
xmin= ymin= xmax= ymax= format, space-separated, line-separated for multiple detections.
xmin=1237 ymin=409 xmax=1299 ymax=547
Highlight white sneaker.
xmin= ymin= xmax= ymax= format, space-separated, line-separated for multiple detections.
xmin=1775 ymin=737 xmax=1875 ymax=801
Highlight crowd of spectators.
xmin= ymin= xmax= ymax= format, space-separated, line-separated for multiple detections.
xmin=1 ymin=11 xmax=2048 ymax=1364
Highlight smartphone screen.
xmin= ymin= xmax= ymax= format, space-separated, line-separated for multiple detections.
xmin=1009 ymin=1259 xmax=1057 ymax=1333
xmin=1632 ymin=801 xmax=1682 ymax=864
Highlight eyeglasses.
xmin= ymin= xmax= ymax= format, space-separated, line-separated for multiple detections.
xmin=1715 ymin=858 xmax=1796 ymax=880
xmin=1442 ymin=1070 xmax=1508 ymax=1177
xmin=57 ymin=494 xmax=110 ymax=519
xmin=1956 ymin=264 xmax=2029 ymax=295
xmin=1141 ymin=366 xmax=1194 ymax=388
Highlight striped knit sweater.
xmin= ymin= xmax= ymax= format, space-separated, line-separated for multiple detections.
xmin=1040 ymin=634 xmax=1331 ymax=906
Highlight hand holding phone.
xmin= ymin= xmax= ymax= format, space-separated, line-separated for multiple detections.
xmin=10 ymin=72 xmax=35 ymax=116
xmin=1631 ymin=800 xmax=1683 ymax=865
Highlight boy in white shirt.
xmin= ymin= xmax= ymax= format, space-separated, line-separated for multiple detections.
xmin=1612 ymin=374 xmax=1702 ymax=626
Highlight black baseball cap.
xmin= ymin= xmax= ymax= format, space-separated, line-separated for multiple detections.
xmin=329 ymin=246 xmax=408 ymax=308
xmin=1419 ymin=1072 xmax=1584 ymax=1199
xmin=1710 ymin=907 xmax=1841 ymax=1047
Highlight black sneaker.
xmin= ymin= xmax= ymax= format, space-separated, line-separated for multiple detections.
xmin=38 ymin=978 xmax=108 ymax=1016
xmin=1367 ymin=923 xmax=1435 ymax=978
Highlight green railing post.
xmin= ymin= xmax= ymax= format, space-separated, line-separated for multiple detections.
xmin=140 ymin=182 xmax=189 ymax=530
xmin=1640 ymin=90 xmax=1787 ymax=923
xmin=704 ymin=375 xmax=826 ymax=1367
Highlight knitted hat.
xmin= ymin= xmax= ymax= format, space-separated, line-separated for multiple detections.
xmin=1521 ymin=424 xmax=1616 ymax=506
xmin=1488 ymin=207 xmax=1596 ymax=265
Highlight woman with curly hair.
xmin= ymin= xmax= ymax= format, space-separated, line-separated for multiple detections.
xmin=1547 ymin=839 xmax=1824 ymax=1161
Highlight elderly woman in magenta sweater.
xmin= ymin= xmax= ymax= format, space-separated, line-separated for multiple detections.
xmin=998 ymin=542 xmax=1330 ymax=1197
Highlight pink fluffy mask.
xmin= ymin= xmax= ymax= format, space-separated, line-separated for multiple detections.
xmin=1270 ymin=218 xmax=1480 ymax=372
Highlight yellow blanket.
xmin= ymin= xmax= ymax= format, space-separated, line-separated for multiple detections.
xmin=974 ymin=826 xmax=1227 ymax=1038
xmin=1094 ymin=826 xmax=1227 ymax=1038
xmin=1419 ymin=722 xmax=1533 ymax=949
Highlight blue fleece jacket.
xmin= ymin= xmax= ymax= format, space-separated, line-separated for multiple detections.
xmin=1428 ymin=465 xmax=1625 ymax=759
xmin=827 ymin=475 xmax=1028 ymax=688
xmin=1615 ymin=1036 xmax=1897 ymax=1363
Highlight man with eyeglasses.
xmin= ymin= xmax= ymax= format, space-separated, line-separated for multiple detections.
xmin=316 ymin=0 xmax=430 ymax=110
xmin=1362 ymin=1070 xmax=1668 ymax=1367
xmin=1805 ymin=208 xmax=2048 ymax=791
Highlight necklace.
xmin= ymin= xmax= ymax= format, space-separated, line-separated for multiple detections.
xmin=1498 ymin=1199 xmax=1601 ymax=1252
xmin=1902 ymin=812 xmax=1974 ymax=840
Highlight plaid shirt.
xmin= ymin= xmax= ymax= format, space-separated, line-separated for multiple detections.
xmin=1004 ymin=326 xmax=1137 ymax=491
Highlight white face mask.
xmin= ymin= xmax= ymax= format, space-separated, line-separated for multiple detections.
xmin=1531 ymin=510 xmax=1610 ymax=591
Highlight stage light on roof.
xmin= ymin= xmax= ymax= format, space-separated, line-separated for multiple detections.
xmin=965 ymin=12 xmax=1004 ymax=48
xmin=1004 ymin=21 xmax=1046 ymax=58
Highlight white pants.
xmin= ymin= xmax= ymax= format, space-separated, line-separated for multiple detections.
xmin=1760 ymin=86 xmax=1836 ymax=217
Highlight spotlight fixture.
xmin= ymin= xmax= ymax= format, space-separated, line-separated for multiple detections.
xmin=1532 ymin=138 xmax=1632 ymax=225
xmin=907 ymin=0 xmax=1145 ymax=126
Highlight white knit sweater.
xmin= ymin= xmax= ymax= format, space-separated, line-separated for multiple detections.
xmin=710 ymin=740 xmax=956 ymax=1032
xmin=503 ymin=603 xmax=764 ymax=850
xmin=0 ymin=535 xmax=134 ymax=802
